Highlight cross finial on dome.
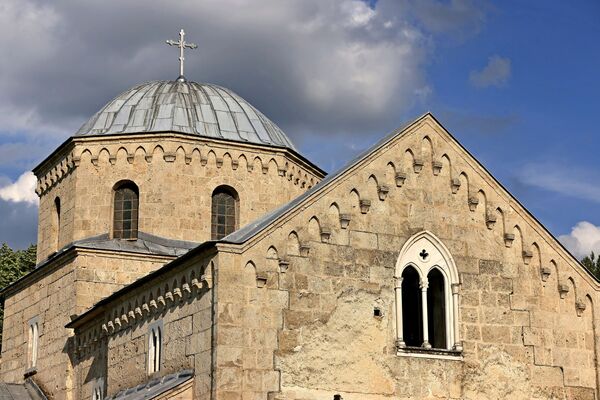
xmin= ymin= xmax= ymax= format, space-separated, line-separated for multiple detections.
xmin=165 ymin=29 xmax=198 ymax=82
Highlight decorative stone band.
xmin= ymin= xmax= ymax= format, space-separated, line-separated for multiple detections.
xmin=34 ymin=137 xmax=324 ymax=197
xmin=74 ymin=262 xmax=213 ymax=355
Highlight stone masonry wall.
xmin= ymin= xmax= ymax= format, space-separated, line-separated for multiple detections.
xmin=1 ymin=254 xmax=77 ymax=397
xmin=36 ymin=170 xmax=77 ymax=262
xmin=0 ymin=250 xmax=173 ymax=399
xmin=214 ymin=116 xmax=600 ymax=400
xmin=72 ymin=251 xmax=216 ymax=400
xmin=35 ymin=134 xmax=323 ymax=261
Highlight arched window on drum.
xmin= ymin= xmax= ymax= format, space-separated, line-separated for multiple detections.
xmin=211 ymin=186 xmax=239 ymax=240
xmin=113 ymin=181 xmax=139 ymax=240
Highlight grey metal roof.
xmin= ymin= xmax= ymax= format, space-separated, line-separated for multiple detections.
xmin=0 ymin=231 xmax=199 ymax=298
xmin=105 ymin=370 xmax=193 ymax=400
xmin=76 ymin=80 xmax=296 ymax=150
xmin=0 ymin=383 xmax=31 ymax=400
xmin=71 ymin=231 xmax=199 ymax=257
xmin=0 ymin=380 xmax=47 ymax=400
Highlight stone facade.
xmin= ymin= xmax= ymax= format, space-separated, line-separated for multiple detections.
xmin=0 ymin=248 xmax=175 ymax=396
xmin=34 ymin=134 xmax=323 ymax=262
xmin=3 ymin=112 xmax=600 ymax=400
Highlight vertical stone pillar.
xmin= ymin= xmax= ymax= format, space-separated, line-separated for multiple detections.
xmin=394 ymin=276 xmax=405 ymax=348
xmin=420 ymin=279 xmax=431 ymax=348
xmin=451 ymin=283 xmax=462 ymax=351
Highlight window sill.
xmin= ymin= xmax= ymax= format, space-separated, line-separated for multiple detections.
xmin=396 ymin=346 xmax=463 ymax=361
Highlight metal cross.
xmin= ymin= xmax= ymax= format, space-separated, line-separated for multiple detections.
xmin=166 ymin=29 xmax=198 ymax=81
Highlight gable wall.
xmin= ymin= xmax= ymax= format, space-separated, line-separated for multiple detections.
xmin=215 ymin=117 xmax=600 ymax=400
xmin=72 ymin=251 xmax=216 ymax=400
xmin=36 ymin=170 xmax=77 ymax=263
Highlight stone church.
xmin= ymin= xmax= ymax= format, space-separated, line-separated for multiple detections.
xmin=1 ymin=50 xmax=599 ymax=400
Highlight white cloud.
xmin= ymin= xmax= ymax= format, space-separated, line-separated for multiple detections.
xmin=0 ymin=172 xmax=38 ymax=205
xmin=469 ymin=55 xmax=511 ymax=88
xmin=559 ymin=221 xmax=600 ymax=259
xmin=341 ymin=1 xmax=377 ymax=28
xmin=518 ymin=163 xmax=600 ymax=204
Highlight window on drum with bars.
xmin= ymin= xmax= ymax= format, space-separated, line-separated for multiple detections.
xmin=211 ymin=186 xmax=238 ymax=240
xmin=113 ymin=181 xmax=139 ymax=240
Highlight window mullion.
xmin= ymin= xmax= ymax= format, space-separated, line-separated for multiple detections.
xmin=394 ymin=276 xmax=405 ymax=348
xmin=451 ymin=283 xmax=462 ymax=351
xmin=420 ymin=278 xmax=431 ymax=349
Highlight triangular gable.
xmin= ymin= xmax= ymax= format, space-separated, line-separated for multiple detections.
xmin=223 ymin=112 xmax=598 ymax=287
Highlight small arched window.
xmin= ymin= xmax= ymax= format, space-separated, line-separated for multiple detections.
xmin=148 ymin=321 xmax=162 ymax=374
xmin=394 ymin=231 xmax=461 ymax=354
xmin=113 ymin=181 xmax=139 ymax=239
xmin=211 ymin=186 xmax=238 ymax=240
xmin=54 ymin=197 xmax=61 ymax=250
xmin=27 ymin=317 xmax=39 ymax=369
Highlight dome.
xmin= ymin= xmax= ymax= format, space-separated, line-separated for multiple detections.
xmin=76 ymin=80 xmax=296 ymax=150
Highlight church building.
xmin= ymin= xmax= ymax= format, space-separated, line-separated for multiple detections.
xmin=1 ymin=32 xmax=599 ymax=400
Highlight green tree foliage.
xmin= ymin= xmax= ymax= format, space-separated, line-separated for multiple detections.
xmin=581 ymin=252 xmax=600 ymax=280
xmin=0 ymin=243 xmax=37 ymax=350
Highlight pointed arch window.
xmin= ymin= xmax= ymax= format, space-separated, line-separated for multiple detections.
xmin=54 ymin=197 xmax=61 ymax=250
xmin=394 ymin=231 xmax=462 ymax=357
xmin=148 ymin=321 xmax=163 ymax=374
xmin=27 ymin=317 xmax=39 ymax=370
xmin=211 ymin=186 xmax=238 ymax=240
xmin=113 ymin=181 xmax=139 ymax=239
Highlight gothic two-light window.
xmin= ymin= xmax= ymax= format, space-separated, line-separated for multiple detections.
xmin=395 ymin=232 xmax=462 ymax=355
xmin=211 ymin=186 xmax=238 ymax=240
xmin=113 ymin=181 xmax=139 ymax=240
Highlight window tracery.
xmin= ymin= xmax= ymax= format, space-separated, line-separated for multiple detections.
xmin=394 ymin=231 xmax=462 ymax=355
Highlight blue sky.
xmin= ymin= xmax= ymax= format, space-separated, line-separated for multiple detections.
xmin=0 ymin=0 xmax=598 ymax=258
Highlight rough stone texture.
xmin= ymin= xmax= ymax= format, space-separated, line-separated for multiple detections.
xmin=72 ymin=253 xmax=215 ymax=400
xmin=212 ymin=115 xmax=600 ymax=399
xmin=0 ymin=250 xmax=174 ymax=399
xmin=3 ymin=113 xmax=600 ymax=400
xmin=34 ymin=134 xmax=323 ymax=262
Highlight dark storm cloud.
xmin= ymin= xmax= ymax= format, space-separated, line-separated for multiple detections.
xmin=0 ymin=0 xmax=490 ymax=246
xmin=0 ymin=0 xmax=488 ymax=140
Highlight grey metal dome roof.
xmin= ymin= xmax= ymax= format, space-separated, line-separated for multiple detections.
xmin=75 ymin=80 xmax=296 ymax=150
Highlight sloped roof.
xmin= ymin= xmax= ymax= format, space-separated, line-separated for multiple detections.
xmin=221 ymin=113 xmax=421 ymax=243
xmin=220 ymin=112 xmax=595 ymax=283
xmin=105 ymin=370 xmax=193 ymax=400
xmin=0 ymin=232 xmax=198 ymax=298
xmin=0 ymin=379 xmax=47 ymax=400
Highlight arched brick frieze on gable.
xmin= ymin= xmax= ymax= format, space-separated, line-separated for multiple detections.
xmin=307 ymin=217 xmax=321 ymax=243
xmin=421 ymin=135 xmax=434 ymax=174
xmin=287 ymin=231 xmax=300 ymax=257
